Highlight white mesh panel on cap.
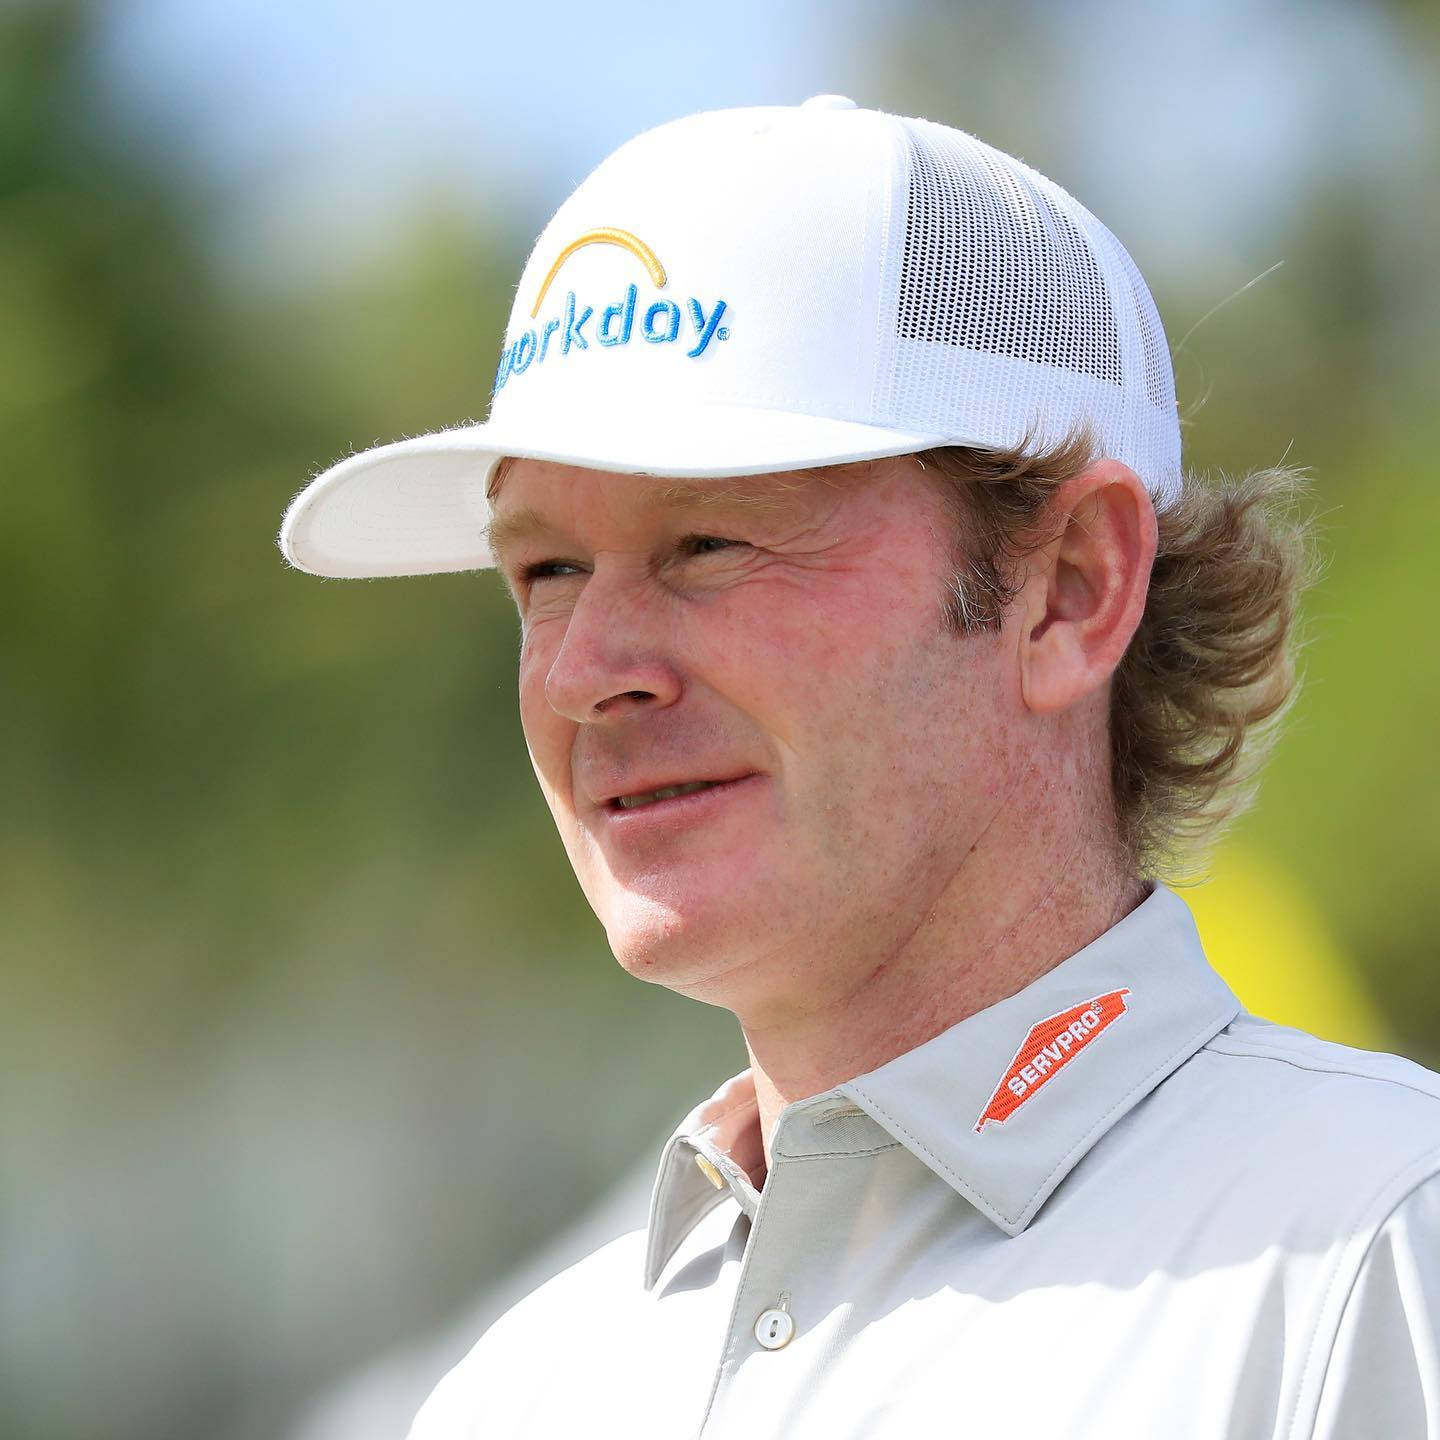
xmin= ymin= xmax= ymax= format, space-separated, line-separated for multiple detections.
xmin=875 ymin=116 xmax=1181 ymax=501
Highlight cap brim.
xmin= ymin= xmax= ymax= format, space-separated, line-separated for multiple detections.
xmin=279 ymin=405 xmax=952 ymax=579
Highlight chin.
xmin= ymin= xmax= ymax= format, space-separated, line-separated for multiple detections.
xmin=598 ymin=884 xmax=750 ymax=995
xmin=603 ymin=896 xmax=703 ymax=977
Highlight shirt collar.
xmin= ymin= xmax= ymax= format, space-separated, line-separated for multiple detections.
xmin=645 ymin=1070 xmax=766 ymax=1290
xmin=644 ymin=885 xmax=1239 ymax=1288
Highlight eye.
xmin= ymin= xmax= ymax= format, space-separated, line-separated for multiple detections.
xmin=680 ymin=534 xmax=747 ymax=556
xmin=519 ymin=559 xmax=585 ymax=584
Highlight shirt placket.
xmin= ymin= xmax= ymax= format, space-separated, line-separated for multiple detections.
xmin=696 ymin=1101 xmax=874 ymax=1440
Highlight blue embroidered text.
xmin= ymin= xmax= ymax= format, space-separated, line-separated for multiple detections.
xmin=493 ymin=285 xmax=730 ymax=395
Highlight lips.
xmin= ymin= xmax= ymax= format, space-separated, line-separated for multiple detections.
xmin=585 ymin=769 xmax=760 ymax=815
xmin=579 ymin=771 xmax=766 ymax=847
xmin=613 ymin=779 xmax=723 ymax=810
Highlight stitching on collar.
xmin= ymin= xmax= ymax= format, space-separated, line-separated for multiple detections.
xmin=771 ymin=1141 xmax=904 ymax=1162
xmin=843 ymin=1081 xmax=995 ymax=1219
xmin=808 ymin=1100 xmax=866 ymax=1126
xmin=1014 ymin=1008 xmax=1237 ymax=1223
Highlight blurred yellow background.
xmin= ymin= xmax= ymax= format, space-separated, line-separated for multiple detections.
xmin=2 ymin=2 xmax=1436 ymax=1437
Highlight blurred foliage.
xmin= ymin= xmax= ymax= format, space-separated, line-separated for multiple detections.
xmin=1 ymin=3 xmax=1438 ymax=1440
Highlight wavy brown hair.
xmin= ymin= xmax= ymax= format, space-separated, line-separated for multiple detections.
xmin=913 ymin=438 xmax=1316 ymax=878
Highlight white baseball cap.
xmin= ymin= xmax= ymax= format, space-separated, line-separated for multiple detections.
xmin=279 ymin=95 xmax=1180 ymax=579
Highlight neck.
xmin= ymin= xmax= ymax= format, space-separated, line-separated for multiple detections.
xmin=738 ymin=795 xmax=1145 ymax=1170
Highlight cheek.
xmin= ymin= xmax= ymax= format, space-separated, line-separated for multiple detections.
xmin=516 ymin=635 xmax=573 ymax=799
xmin=692 ymin=584 xmax=879 ymax=735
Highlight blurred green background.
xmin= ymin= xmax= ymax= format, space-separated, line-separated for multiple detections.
xmin=2 ymin=1 xmax=1437 ymax=1437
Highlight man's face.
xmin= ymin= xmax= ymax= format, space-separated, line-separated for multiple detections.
xmin=489 ymin=457 xmax=1029 ymax=1023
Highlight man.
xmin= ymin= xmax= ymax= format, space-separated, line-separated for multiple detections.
xmin=280 ymin=98 xmax=1440 ymax=1437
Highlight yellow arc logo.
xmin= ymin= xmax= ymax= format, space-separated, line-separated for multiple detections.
xmin=529 ymin=228 xmax=668 ymax=318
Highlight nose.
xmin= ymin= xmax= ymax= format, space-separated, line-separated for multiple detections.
xmin=541 ymin=571 xmax=683 ymax=724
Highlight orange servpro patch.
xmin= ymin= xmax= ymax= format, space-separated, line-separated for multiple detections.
xmin=974 ymin=989 xmax=1132 ymax=1133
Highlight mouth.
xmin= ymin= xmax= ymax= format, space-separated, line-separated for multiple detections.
xmin=609 ymin=779 xmax=727 ymax=811
xmin=590 ymin=772 xmax=764 ymax=845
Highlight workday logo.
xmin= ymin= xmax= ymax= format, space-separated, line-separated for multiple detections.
xmin=492 ymin=227 xmax=730 ymax=396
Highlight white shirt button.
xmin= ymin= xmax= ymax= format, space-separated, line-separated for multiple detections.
xmin=800 ymin=94 xmax=858 ymax=111
xmin=754 ymin=1306 xmax=795 ymax=1350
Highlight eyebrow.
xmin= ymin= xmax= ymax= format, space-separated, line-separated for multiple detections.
xmin=484 ymin=505 xmax=559 ymax=565
xmin=483 ymin=470 xmax=857 ymax=564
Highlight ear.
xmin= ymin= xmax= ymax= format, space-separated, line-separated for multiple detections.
xmin=1016 ymin=460 xmax=1158 ymax=716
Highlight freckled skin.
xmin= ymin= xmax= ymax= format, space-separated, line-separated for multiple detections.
xmin=495 ymin=460 xmax=1023 ymax=1021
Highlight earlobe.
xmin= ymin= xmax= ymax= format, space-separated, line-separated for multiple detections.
xmin=1017 ymin=462 xmax=1157 ymax=717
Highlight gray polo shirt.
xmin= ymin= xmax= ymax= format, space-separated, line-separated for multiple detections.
xmin=410 ymin=886 xmax=1440 ymax=1438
